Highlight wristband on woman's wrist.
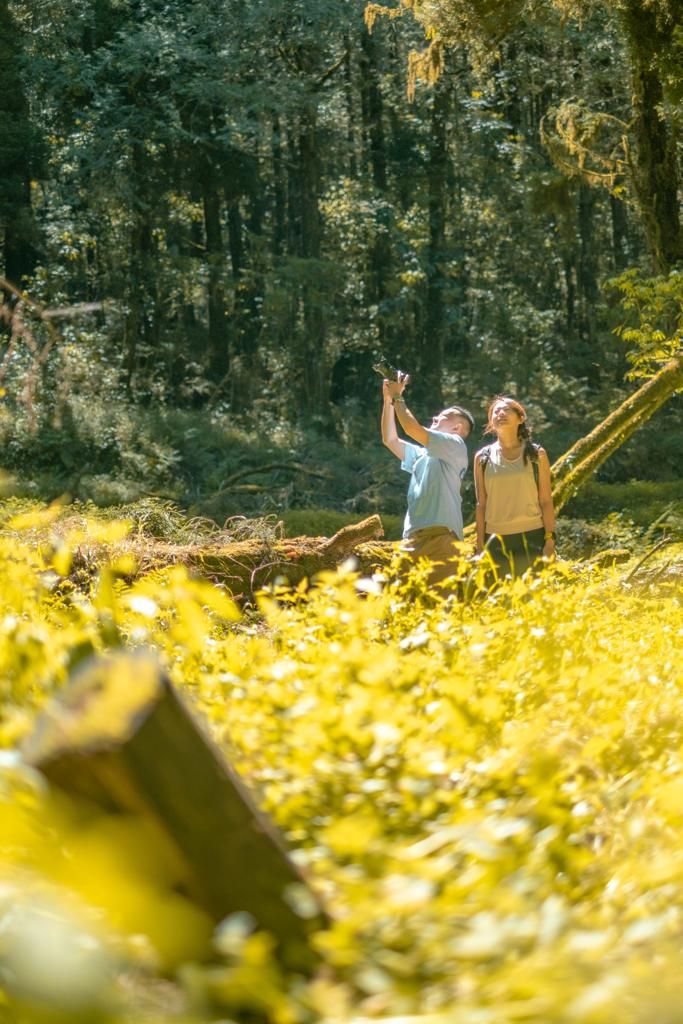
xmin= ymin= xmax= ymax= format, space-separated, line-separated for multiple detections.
xmin=544 ymin=531 xmax=556 ymax=541
xmin=393 ymin=396 xmax=406 ymax=405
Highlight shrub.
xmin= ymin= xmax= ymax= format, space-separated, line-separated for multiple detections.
xmin=0 ymin=520 xmax=682 ymax=1022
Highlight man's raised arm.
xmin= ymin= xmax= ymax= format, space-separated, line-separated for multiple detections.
xmin=381 ymin=380 xmax=406 ymax=459
xmin=384 ymin=373 xmax=429 ymax=447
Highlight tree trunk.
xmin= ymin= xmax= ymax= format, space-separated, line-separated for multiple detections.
xmin=299 ymin=109 xmax=321 ymax=261
xmin=360 ymin=27 xmax=387 ymax=191
xmin=229 ymin=193 xmax=265 ymax=412
xmin=610 ymin=193 xmax=630 ymax=271
xmin=563 ymin=252 xmax=576 ymax=333
xmin=575 ymin=183 xmax=599 ymax=379
xmin=621 ymin=2 xmax=682 ymax=273
xmin=0 ymin=0 xmax=40 ymax=283
xmin=203 ymin=180 xmax=229 ymax=380
xmin=420 ymin=76 xmax=450 ymax=407
xmin=550 ymin=353 xmax=683 ymax=512
xmin=69 ymin=516 xmax=386 ymax=599
xmin=360 ymin=24 xmax=394 ymax=354
xmin=297 ymin=106 xmax=330 ymax=425
xmin=271 ymin=113 xmax=287 ymax=257
xmin=343 ymin=43 xmax=359 ymax=178
xmin=123 ymin=203 xmax=153 ymax=394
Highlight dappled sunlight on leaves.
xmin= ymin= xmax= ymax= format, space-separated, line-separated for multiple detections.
xmin=0 ymin=514 xmax=681 ymax=1021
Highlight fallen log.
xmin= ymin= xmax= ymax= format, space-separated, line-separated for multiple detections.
xmin=550 ymin=354 xmax=683 ymax=513
xmin=70 ymin=514 xmax=389 ymax=599
xmin=22 ymin=652 xmax=327 ymax=972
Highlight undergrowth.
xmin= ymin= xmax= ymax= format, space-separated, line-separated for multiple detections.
xmin=2 ymin=396 xmax=679 ymax=536
xmin=0 ymin=491 xmax=677 ymax=556
xmin=0 ymin=501 xmax=682 ymax=1022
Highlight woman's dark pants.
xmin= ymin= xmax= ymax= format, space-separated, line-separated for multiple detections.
xmin=483 ymin=527 xmax=546 ymax=580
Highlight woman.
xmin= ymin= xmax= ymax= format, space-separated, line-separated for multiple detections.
xmin=474 ymin=396 xmax=556 ymax=578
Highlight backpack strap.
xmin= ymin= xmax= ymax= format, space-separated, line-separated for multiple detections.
xmin=480 ymin=442 xmax=541 ymax=490
xmin=529 ymin=443 xmax=541 ymax=490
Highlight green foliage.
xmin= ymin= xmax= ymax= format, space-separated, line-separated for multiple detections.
xmin=609 ymin=267 xmax=683 ymax=378
xmin=563 ymin=478 xmax=683 ymax=528
xmin=1 ymin=0 xmax=680 ymax=498
xmin=4 ymin=0 xmax=659 ymax=427
xmin=0 ymin=507 xmax=682 ymax=1021
xmin=541 ymin=99 xmax=629 ymax=191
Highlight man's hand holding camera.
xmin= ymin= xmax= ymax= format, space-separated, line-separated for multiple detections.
xmin=383 ymin=371 xmax=410 ymax=405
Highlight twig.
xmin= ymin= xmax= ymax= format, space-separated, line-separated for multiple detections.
xmin=41 ymin=302 xmax=104 ymax=319
xmin=315 ymin=49 xmax=349 ymax=88
xmin=644 ymin=559 xmax=674 ymax=586
xmin=624 ymin=536 xmax=672 ymax=583
xmin=250 ymin=559 xmax=287 ymax=596
xmin=220 ymin=463 xmax=331 ymax=488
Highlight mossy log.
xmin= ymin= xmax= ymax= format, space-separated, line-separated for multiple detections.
xmin=174 ymin=536 xmax=393 ymax=595
xmin=67 ymin=354 xmax=682 ymax=591
xmin=22 ymin=652 xmax=327 ymax=971
xmin=549 ymin=354 xmax=683 ymax=512
xmin=72 ymin=514 xmax=393 ymax=598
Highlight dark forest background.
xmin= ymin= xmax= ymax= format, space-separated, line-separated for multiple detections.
xmin=1 ymin=0 xmax=681 ymax=534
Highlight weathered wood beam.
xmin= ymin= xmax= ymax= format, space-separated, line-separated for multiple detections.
xmin=22 ymin=652 xmax=327 ymax=972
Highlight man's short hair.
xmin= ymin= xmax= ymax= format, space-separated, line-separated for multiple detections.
xmin=444 ymin=406 xmax=475 ymax=435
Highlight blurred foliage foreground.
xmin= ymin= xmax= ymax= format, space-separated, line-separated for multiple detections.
xmin=0 ymin=502 xmax=682 ymax=1024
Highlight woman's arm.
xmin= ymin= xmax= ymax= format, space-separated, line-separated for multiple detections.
xmin=537 ymin=448 xmax=556 ymax=558
xmin=474 ymin=453 xmax=487 ymax=554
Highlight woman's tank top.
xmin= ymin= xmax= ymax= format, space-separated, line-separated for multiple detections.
xmin=483 ymin=442 xmax=543 ymax=535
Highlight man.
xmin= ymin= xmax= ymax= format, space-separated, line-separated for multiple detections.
xmin=381 ymin=373 xmax=474 ymax=586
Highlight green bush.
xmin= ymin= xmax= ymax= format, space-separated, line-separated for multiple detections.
xmin=282 ymin=507 xmax=403 ymax=540
xmin=0 ymin=382 xmax=679 ymax=539
xmin=563 ymin=479 xmax=683 ymax=526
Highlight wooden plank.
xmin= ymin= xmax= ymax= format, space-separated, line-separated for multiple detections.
xmin=22 ymin=652 xmax=326 ymax=971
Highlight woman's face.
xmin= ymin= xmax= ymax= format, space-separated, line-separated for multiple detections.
xmin=490 ymin=400 xmax=524 ymax=430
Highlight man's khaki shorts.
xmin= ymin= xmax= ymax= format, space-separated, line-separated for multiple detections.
xmin=401 ymin=525 xmax=464 ymax=587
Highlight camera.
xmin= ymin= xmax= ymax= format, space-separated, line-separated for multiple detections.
xmin=372 ymin=357 xmax=408 ymax=382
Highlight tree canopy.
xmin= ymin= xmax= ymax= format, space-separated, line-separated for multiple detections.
xmin=0 ymin=0 xmax=680 ymax=501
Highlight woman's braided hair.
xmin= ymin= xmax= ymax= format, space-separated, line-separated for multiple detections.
xmin=485 ymin=396 xmax=538 ymax=466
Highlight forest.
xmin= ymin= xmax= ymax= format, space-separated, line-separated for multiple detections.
xmin=0 ymin=0 xmax=682 ymax=1022
xmin=1 ymin=0 xmax=681 ymax=526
